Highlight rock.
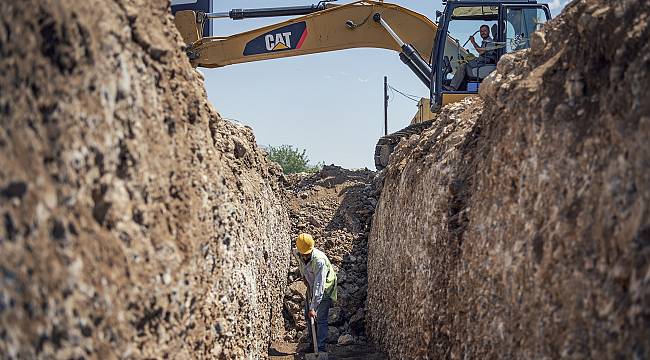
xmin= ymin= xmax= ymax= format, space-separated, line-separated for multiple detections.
xmin=327 ymin=326 xmax=340 ymax=344
xmin=289 ymin=281 xmax=307 ymax=300
xmin=307 ymin=215 xmax=321 ymax=227
xmin=285 ymin=300 xmax=301 ymax=315
xmin=284 ymin=329 xmax=297 ymax=341
xmin=297 ymin=330 xmax=307 ymax=342
xmin=479 ymin=71 xmax=499 ymax=101
xmin=295 ymin=318 xmax=307 ymax=331
xmin=496 ymin=52 xmax=517 ymax=74
xmin=349 ymin=308 xmax=365 ymax=334
xmin=337 ymin=334 xmax=355 ymax=346
xmin=328 ymin=307 xmax=344 ymax=326
xmin=530 ymin=30 xmax=546 ymax=56
xmin=337 ymin=271 xmax=347 ymax=284
xmin=344 ymin=283 xmax=359 ymax=295
xmin=1 ymin=181 xmax=28 ymax=199
xmin=233 ymin=139 xmax=247 ymax=158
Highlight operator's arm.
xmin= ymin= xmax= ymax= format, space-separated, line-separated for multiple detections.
xmin=470 ymin=37 xmax=487 ymax=54
xmin=309 ymin=259 xmax=327 ymax=311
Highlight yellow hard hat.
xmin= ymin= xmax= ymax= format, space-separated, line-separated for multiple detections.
xmin=296 ymin=233 xmax=314 ymax=254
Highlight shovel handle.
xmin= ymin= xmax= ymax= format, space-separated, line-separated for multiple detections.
xmin=310 ymin=316 xmax=318 ymax=354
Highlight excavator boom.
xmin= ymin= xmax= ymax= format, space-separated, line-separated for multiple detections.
xmin=174 ymin=1 xmax=447 ymax=70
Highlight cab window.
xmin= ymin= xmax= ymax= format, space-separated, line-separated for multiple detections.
xmin=505 ymin=7 xmax=549 ymax=52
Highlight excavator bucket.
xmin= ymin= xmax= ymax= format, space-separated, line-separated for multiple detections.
xmin=171 ymin=0 xmax=213 ymax=44
xmin=174 ymin=11 xmax=202 ymax=44
xmin=171 ymin=0 xmax=212 ymax=35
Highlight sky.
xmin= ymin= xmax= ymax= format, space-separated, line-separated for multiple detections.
xmin=201 ymin=1 xmax=569 ymax=169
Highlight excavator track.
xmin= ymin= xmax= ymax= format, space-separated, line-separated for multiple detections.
xmin=374 ymin=120 xmax=434 ymax=170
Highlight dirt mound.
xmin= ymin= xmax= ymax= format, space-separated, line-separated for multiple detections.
xmin=368 ymin=0 xmax=650 ymax=358
xmin=0 ymin=1 xmax=290 ymax=358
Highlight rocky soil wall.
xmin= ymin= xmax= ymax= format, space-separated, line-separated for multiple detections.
xmin=367 ymin=0 xmax=650 ymax=358
xmin=0 ymin=1 xmax=290 ymax=358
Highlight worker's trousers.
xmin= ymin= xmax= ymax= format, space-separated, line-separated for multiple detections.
xmin=450 ymin=59 xmax=481 ymax=90
xmin=304 ymin=294 xmax=332 ymax=352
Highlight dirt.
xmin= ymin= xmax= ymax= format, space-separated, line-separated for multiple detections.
xmin=0 ymin=1 xmax=291 ymax=358
xmin=367 ymin=0 xmax=650 ymax=358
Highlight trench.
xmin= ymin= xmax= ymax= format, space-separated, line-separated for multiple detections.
xmin=2 ymin=0 xmax=649 ymax=359
xmin=268 ymin=166 xmax=386 ymax=359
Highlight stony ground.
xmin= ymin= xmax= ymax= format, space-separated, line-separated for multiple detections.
xmin=269 ymin=165 xmax=386 ymax=359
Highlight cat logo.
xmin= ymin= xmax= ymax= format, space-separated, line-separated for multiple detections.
xmin=265 ymin=32 xmax=292 ymax=51
xmin=244 ymin=22 xmax=308 ymax=56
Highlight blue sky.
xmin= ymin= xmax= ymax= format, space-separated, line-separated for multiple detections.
xmin=202 ymin=1 xmax=569 ymax=169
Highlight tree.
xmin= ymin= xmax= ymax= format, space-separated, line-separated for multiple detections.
xmin=266 ymin=145 xmax=323 ymax=174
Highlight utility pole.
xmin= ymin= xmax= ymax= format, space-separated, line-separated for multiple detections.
xmin=384 ymin=76 xmax=388 ymax=136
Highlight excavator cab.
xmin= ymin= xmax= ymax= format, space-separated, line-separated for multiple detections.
xmin=430 ymin=0 xmax=551 ymax=110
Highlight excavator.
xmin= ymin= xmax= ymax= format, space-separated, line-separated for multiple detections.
xmin=171 ymin=0 xmax=551 ymax=169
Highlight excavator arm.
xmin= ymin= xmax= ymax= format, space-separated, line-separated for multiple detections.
xmin=173 ymin=1 xmax=463 ymax=82
xmin=172 ymin=1 xmax=471 ymax=170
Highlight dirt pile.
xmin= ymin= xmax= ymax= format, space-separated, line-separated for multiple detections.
xmin=279 ymin=166 xmax=380 ymax=349
xmin=0 ymin=1 xmax=290 ymax=358
xmin=368 ymin=0 xmax=650 ymax=358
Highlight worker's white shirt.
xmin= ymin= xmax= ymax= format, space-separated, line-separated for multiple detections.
xmin=294 ymin=249 xmax=328 ymax=311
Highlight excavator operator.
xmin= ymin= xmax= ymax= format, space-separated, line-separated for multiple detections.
xmin=447 ymin=24 xmax=498 ymax=91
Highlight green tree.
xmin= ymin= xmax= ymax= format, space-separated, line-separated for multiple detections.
xmin=266 ymin=145 xmax=323 ymax=174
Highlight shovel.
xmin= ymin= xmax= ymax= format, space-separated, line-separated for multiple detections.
xmin=305 ymin=316 xmax=328 ymax=360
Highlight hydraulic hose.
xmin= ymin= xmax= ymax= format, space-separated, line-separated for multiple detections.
xmin=207 ymin=4 xmax=328 ymax=20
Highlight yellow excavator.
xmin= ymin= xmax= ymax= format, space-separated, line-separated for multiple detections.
xmin=171 ymin=0 xmax=551 ymax=169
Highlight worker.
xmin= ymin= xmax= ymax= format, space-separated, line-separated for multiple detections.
xmin=448 ymin=24 xmax=498 ymax=91
xmin=294 ymin=233 xmax=337 ymax=353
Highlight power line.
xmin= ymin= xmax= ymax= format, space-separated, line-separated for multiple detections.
xmin=387 ymin=84 xmax=421 ymax=102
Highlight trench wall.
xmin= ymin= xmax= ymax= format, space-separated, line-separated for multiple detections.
xmin=367 ymin=0 xmax=650 ymax=358
xmin=0 ymin=1 xmax=291 ymax=358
